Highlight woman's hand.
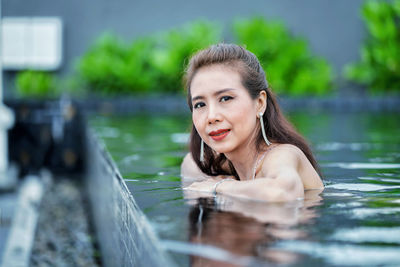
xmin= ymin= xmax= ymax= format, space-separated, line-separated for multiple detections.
xmin=184 ymin=177 xmax=223 ymax=193
xmin=182 ymin=177 xmax=221 ymax=200
xmin=183 ymin=176 xmax=236 ymax=199
xmin=181 ymin=153 xmax=236 ymax=194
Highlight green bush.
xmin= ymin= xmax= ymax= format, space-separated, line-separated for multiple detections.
xmin=233 ymin=17 xmax=333 ymax=96
xmin=16 ymin=70 xmax=57 ymax=98
xmin=77 ymin=33 xmax=157 ymax=95
xmin=344 ymin=0 xmax=400 ymax=93
xmin=77 ymin=18 xmax=333 ymax=96
xmin=151 ymin=20 xmax=221 ymax=93
xmin=77 ymin=21 xmax=220 ymax=95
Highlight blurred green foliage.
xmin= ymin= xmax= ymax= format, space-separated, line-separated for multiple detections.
xmin=17 ymin=18 xmax=335 ymax=97
xmin=77 ymin=34 xmax=157 ymax=94
xmin=77 ymin=21 xmax=220 ymax=95
xmin=16 ymin=70 xmax=57 ymax=98
xmin=233 ymin=17 xmax=333 ymax=96
xmin=345 ymin=0 xmax=400 ymax=92
xmin=151 ymin=21 xmax=221 ymax=93
xmin=78 ymin=17 xmax=332 ymax=96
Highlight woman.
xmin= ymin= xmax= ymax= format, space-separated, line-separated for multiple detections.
xmin=181 ymin=43 xmax=324 ymax=202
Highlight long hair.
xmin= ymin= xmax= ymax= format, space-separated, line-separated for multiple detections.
xmin=184 ymin=43 xmax=320 ymax=179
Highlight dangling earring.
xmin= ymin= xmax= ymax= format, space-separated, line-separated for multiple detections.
xmin=259 ymin=112 xmax=271 ymax=146
xmin=200 ymin=139 xmax=205 ymax=162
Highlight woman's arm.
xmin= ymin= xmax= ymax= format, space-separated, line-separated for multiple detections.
xmin=216 ymin=170 xmax=304 ymax=202
xmin=185 ymin=146 xmax=307 ymax=202
xmin=221 ymin=144 xmax=321 ymax=202
xmin=181 ymin=153 xmax=231 ymax=200
xmin=186 ymin=170 xmax=304 ymax=202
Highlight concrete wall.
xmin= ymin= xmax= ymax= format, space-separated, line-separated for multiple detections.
xmin=3 ymin=0 xmax=366 ymax=95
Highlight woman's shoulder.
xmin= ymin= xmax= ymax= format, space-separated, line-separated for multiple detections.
xmin=181 ymin=153 xmax=208 ymax=181
xmin=182 ymin=152 xmax=193 ymax=166
xmin=263 ymin=143 xmax=323 ymax=189
xmin=269 ymin=143 xmax=302 ymax=154
xmin=263 ymin=143 xmax=304 ymax=162
xmin=263 ymin=143 xmax=302 ymax=169
xmin=181 ymin=153 xmax=198 ymax=177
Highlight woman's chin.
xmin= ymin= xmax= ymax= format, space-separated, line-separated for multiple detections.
xmin=210 ymin=146 xmax=234 ymax=155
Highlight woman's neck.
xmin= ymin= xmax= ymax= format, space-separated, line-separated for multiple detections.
xmin=225 ymin=142 xmax=260 ymax=181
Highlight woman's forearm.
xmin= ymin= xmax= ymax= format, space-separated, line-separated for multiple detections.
xmin=217 ymin=176 xmax=304 ymax=202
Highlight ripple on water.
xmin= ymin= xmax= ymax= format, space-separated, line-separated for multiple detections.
xmin=330 ymin=202 xmax=363 ymax=209
xmin=150 ymin=215 xmax=177 ymax=234
xmin=326 ymin=183 xmax=400 ymax=192
xmin=377 ymin=172 xmax=400 ymax=177
xmin=160 ymin=239 xmax=256 ymax=266
xmin=331 ymin=227 xmax=400 ymax=244
xmin=323 ymin=192 xmax=355 ymax=197
xmin=274 ymin=240 xmax=400 ymax=266
xmin=322 ymin=162 xmax=400 ymax=169
xmin=120 ymin=154 xmax=141 ymax=165
xmin=124 ymin=179 xmax=140 ymax=182
xmin=123 ymin=133 xmax=133 ymax=143
xmin=96 ymin=127 xmax=120 ymax=138
xmin=351 ymin=207 xmax=400 ymax=219
xmin=358 ymin=176 xmax=400 ymax=184
xmin=171 ymin=133 xmax=189 ymax=144
xmin=316 ymin=142 xmax=372 ymax=151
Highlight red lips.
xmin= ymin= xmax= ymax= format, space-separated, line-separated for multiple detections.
xmin=209 ymin=129 xmax=230 ymax=141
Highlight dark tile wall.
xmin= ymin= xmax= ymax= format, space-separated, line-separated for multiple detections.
xmin=85 ymin=131 xmax=174 ymax=266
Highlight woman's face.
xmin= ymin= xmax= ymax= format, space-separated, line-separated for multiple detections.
xmin=190 ymin=64 xmax=264 ymax=155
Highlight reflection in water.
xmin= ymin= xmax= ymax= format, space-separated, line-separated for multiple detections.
xmin=91 ymin=112 xmax=400 ymax=266
xmin=185 ymin=190 xmax=323 ymax=266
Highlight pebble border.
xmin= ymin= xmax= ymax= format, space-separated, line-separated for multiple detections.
xmin=1 ymin=176 xmax=43 ymax=267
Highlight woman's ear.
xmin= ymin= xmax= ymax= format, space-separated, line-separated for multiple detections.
xmin=257 ymin=91 xmax=267 ymax=114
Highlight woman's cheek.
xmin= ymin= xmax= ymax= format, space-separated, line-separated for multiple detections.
xmin=192 ymin=113 xmax=204 ymax=134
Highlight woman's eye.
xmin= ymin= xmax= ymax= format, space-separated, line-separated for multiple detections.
xmin=220 ymin=96 xmax=233 ymax=102
xmin=193 ymin=102 xmax=205 ymax=109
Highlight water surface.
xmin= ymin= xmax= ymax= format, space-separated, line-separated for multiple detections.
xmin=90 ymin=112 xmax=400 ymax=266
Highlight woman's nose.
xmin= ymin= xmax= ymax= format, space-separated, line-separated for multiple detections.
xmin=207 ymin=105 xmax=222 ymax=124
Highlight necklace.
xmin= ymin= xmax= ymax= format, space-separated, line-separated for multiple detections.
xmin=251 ymin=144 xmax=277 ymax=180
xmin=252 ymin=152 xmax=267 ymax=180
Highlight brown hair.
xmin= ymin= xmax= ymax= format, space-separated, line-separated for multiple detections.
xmin=184 ymin=43 xmax=320 ymax=179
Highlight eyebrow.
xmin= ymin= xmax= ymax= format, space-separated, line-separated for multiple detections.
xmin=192 ymin=88 xmax=235 ymax=102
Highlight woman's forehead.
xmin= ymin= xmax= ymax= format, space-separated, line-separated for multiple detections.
xmin=190 ymin=65 xmax=243 ymax=93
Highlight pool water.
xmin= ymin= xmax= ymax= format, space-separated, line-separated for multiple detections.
xmin=90 ymin=111 xmax=400 ymax=266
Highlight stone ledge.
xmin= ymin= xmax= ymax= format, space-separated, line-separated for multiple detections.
xmin=6 ymin=95 xmax=400 ymax=116
xmin=77 ymin=95 xmax=400 ymax=115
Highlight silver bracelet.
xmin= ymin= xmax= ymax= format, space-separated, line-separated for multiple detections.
xmin=213 ymin=178 xmax=235 ymax=196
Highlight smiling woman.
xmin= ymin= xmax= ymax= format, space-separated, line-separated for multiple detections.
xmin=181 ymin=43 xmax=324 ymax=202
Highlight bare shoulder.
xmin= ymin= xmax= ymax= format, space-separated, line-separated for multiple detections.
xmin=181 ymin=153 xmax=194 ymax=169
xmin=270 ymin=143 xmax=303 ymax=155
xmin=262 ymin=144 xmax=324 ymax=189
xmin=180 ymin=153 xmax=208 ymax=181
xmin=264 ymin=144 xmax=302 ymax=167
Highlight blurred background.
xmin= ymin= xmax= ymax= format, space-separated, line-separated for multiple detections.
xmin=3 ymin=0 xmax=398 ymax=99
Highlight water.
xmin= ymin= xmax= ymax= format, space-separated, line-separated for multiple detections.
xmin=90 ymin=112 xmax=400 ymax=266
